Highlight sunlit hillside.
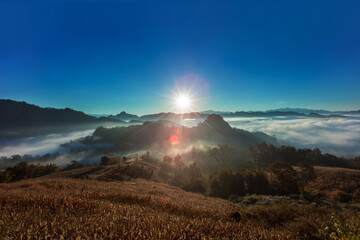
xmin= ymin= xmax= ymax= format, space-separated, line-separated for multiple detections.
xmin=0 ymin=176 xmax=358 ymax=240
xmin=2 ymin=157 xmax=360 ymax=239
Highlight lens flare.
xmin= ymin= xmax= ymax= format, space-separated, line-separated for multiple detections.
xmin=169 ymin=135 xmax=179 ymax=144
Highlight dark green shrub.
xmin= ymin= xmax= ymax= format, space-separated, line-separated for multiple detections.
xmin=100 ymin=155 xmax=121 ymax=166
xmin=267 ymin=161 xmax=299 ymax=194
xmin=65 ymin=160 xmax=84 ymax=170
xmin=210 ymin=167 xmax=245 ymax=198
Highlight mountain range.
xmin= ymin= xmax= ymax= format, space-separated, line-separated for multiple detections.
xmin=107 ymin=110 xmax=350 ymax=122
xmin=0 ymin=99 xmax=122 ymax=130
xmin=265 ymin=108 xmax=360 ymax=115
xmin=1 ymin=99 xmax=359 ymax=131
xmin=107 ymin=109 xmax=359 ymax=122
xmin=109 ymin=110 xmax=345 ymax=122
xmin=81 ymin=114 xmax=277 ymax=151
xmin=201 ymin=108 xmax=360 ymax=116
xmin=221 ymin=111 xmax=343 ymax=118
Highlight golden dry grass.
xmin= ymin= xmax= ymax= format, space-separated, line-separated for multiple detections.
xmin=0 ymin=178 xmax=298 ymax=239
xmin=42 ymin=160 xmax=159 ymax=181
xmin=2 ymin=164 xmax=360 ymax=239
xmin=303 ymin=166 xmax=360 ymax=203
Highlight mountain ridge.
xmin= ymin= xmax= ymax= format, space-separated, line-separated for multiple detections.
xmin=1 ymin=99 xmax=357 ymax=131
xmin=108 ymin=111 xmax=139 ymax=121
xmin=0 ymin=99 xmax=123 ymax=130
xmin=81 ymin=114 xmax=277 ymax=150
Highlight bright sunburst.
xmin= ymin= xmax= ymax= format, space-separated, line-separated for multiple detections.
xmin=175 ymin=95 xmax=191 ymax=110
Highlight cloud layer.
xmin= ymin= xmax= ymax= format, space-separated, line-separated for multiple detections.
xmin=0 ymin=129 xmax=94 ymax=157
xmin=225 ymin=116 xmax=360 ymax=157
xmin=1 ymin=116 xmax=360 ymax=164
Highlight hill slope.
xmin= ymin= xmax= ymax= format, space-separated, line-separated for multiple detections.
xmin=2 ymin=161 xmax=360 ymax=239
xmin=0 ymin=99 xmax=122 ymax=129
xmin=0 ymin=177 xmax=321 ymax=239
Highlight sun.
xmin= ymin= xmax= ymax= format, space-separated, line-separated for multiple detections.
xmin=175 ymin=94 xmax=191 ymax=111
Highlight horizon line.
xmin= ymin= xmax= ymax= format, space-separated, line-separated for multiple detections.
xmin=2 ymin=98 xmax=360 ymax=116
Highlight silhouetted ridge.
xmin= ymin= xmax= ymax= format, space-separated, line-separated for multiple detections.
xmin=82 ymin=114 xmax=277 ymax=149
xmin=0 ymin=99 xmax=122 ymax=129
xmin=109 ymin=111 xmax=139 ymax=121
xmin=140 ymin=112 xmax=205 ymax=121
xmin=200 ymin=114 xmax=233 ymax=132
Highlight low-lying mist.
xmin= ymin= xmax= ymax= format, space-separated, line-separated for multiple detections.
xmin=225 ymin=116 xmax=360 ymax=158
xmin=0 ymin=129 xmax=94 ymax=157
xmin=1 ymin=115 xmax=360 ymax=169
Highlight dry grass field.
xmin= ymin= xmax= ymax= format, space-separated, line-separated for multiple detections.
xmin=1 ymin=165 xmax=360 ymax=239
xmin=1 ymin=178 xmax=296 ymax=240
xmin=304 ymin=166 xmax=360 ymax=204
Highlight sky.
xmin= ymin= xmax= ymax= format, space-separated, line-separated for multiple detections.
xmin=0 ymin=0 xmax=360 ymax=115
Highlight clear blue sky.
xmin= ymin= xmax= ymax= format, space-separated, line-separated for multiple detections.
xmin=1 ymin=0 xmax=359 ymax=115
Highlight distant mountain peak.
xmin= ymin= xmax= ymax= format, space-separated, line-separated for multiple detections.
xmin=201 ymin=114 xmax=232 ymax=131
xmin=87 ymin=114 xmax=276 ymax=148
xmin=108 ymin=111 xmax=139 ymax=121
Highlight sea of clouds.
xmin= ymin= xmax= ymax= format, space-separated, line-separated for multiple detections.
xmin=1 ymin=116 xmax=360 ymax=165
xmin=225 ymin=116 xmax=360 ymax=158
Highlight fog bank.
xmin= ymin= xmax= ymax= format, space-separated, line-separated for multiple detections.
xmin=0 ymin=129 xmax=94 ymax=157
xmin=225 ymin=116 xmax=360 ymax=157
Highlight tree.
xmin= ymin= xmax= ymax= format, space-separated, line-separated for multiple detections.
xmin=298 ymin=161 xmax=316 ymax=181
xmin=162 ymin=155 xmax=172 ymax=165
xmin=181 ymin=162 xmax=205 ymax=193
xmin=65 ymin=160 xmax=84 ymax=170
xmin=209 ymin=145 xmax=231 ymax=167
xmin=100 ymin=155 xmax=121 ymax=166
xmin=242 ymin=168 xmax=269 ymax=194
xmin=210 ymin=167 xmax=245 ymax=198
xmin=173 ymin=154 xmax=183 ymax=167
xmin=100 ymin=156 xmax=111 ymax=166
xmin=267 ymin=161 xmax=299 ymax=194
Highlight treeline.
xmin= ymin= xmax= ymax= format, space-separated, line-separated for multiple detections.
xmin=0 ymin=153 xmax=60 ymax=169
xmin=155 ymin=143 xmax=360 ymax=199
xmin=157 ymin=153 xmax=315 ymax=199
xmin=181 ymin=143 xmax=360 ymax=173
xmin=0 ymin=160 xmax=84 ymax=183
xmin=248 ymin=143 xmax=360 ymax=169
xmin=159 ymin=154 xmax=206 ymax=193
xmin=2 ymin=143 xmax=360 ymax=201
xmin=210 ymin=161 xmax=315 ymax=199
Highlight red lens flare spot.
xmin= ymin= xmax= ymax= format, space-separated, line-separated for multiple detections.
xmin=169 ymin=135 xmax=179 ymax=144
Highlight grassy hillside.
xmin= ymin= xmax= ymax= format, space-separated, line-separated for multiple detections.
xmin=304 ymin=166 xmax=360 ymax=203
xmin=1 ymin=174 xmax=360 ymax=239
xmin=43 ymin=159 xmax=159 ymax=182
xmin=0 ymin=178 xmax=292 ymax=239
xmin=2 ymin=160 xmax=360 ymax=239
